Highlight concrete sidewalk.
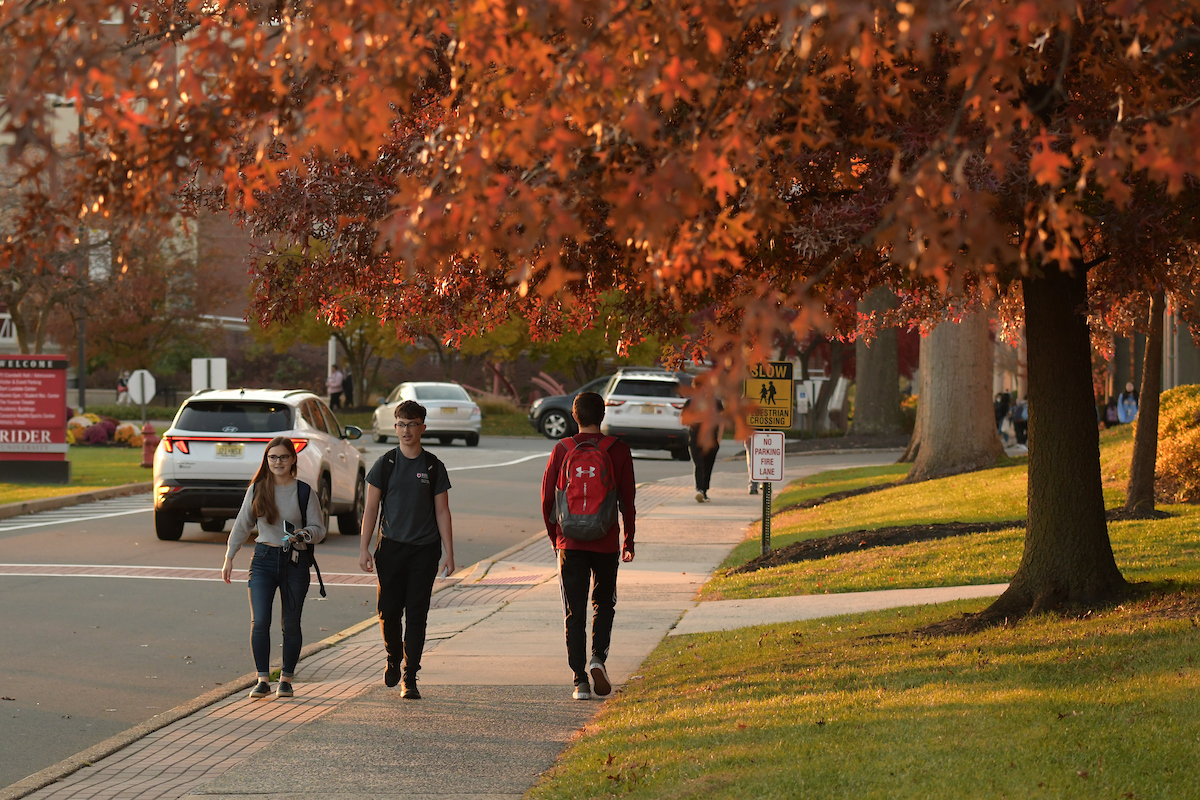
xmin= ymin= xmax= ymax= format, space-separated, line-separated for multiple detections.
xmin=8 ymin=459 xmax=996 ymax=800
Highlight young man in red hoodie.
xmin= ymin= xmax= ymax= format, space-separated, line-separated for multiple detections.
xmin=540 ymin=391 xmax=636 ymax=700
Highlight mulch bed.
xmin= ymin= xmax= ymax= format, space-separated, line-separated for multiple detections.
xmin=784 ymin=434 xmax=913 ymax=453
xmin=730 ymin=519 xmax=1026 ymax=574
xmin=775 ymin=482 xmax=898 ymax=513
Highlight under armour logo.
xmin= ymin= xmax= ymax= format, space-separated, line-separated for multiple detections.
xmin=575 ymin=466 xmax=596 ymax=477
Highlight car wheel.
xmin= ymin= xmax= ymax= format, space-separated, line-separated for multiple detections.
xmin=372 ymin=421 xmax=388 ymax=443
xmin=318 ymin=475 xmax=332 ymax=532
xmin=466 ymin=432 xmax=480 ymax=447
xmin=671 ymin=447 xmax=690 ymax=461
xmin=336 ymin=473 xmax=366 ymax=536
xmin=538 ymin=410 xmax=570 ymax=439
xmin=155 ymin=509 xmax=185 ymax=541
xmin=199 ymin=517 xmax=226 ymax=533
xmin=438 ymin=436 xmax=453 ymax=446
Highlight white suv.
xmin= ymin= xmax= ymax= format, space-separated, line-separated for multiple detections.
xmin=599 ymin=369 xmax=690 ymax=460
xmin=153 ymin=389 xmax=367 ymax=541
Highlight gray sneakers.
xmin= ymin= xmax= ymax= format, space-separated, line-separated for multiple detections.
xmin=572 ymin=682 xmax=591 ymax=700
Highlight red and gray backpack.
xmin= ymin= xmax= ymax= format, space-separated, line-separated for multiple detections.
xmin=554 ymin=436 xmax=619 ymax=541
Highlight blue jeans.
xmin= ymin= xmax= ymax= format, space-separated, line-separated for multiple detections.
xmin=247 ymin=542 xmax=310 ymax=678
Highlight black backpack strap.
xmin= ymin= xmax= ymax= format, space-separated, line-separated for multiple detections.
xmin=295 ymin=480 xmax=325 ymax=598
xmin=377 ymin=448 xmax=399 ymax=530
xmin=424 ymin=450 xmax=439 ymax=502
xmin=297 ymin=480 xmax=310 ymax=529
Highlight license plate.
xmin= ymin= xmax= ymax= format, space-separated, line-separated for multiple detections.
xmin=441 ymin=407 xmax=457 ymax=415
xmin=215 ymin=442 xmax=244 ymax=458
xmin=640 ymin=404 xmax=658 ymax=415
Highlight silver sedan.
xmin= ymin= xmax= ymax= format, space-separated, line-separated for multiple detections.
xmin=372 ymin=381 xmax=482 ymax=446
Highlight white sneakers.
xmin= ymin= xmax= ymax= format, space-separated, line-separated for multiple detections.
xmin=589 ymin=660 xmax=612 ymax=696
xmin=572 ymin=684 xmax=591 ymax=700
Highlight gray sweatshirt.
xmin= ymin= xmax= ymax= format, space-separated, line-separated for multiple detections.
xmin=225 ymin=480 xmax=327 ymax=560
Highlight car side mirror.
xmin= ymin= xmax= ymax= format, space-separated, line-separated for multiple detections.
xmin=344 ymin=425 xmax=363 ymax=440
xmin=377 ymin=397 xmax=387 ymax=405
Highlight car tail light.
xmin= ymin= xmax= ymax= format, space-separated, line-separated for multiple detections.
xmin=605 ymin=399 xmax=626 ymax=406
xmin=290 ymin=438 xmax=309 ymax=453
xmin=670 ymin=402 xmax=686 ymax=409
xmin=470 ymin=405 xmax=481 ymax=417
xmin=162 ymin=437 xmax=189 ymax=454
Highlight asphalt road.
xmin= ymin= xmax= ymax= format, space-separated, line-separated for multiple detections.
xmin=0 ymin=434 xmax=887 ymax=787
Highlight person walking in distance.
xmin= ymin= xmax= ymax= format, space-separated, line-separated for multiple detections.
xmin=327 ymin=364 xmax=345 ymax=409
xmin=684 ymin=397 xmax=723 ymax=503
xmin=221 ymin=437 xmax=326 ymax=700
xmin=359 ymin=400 xmax=455 ymax=699
xmin=540 ymin=391 xmax=636 ymax=700
xmin=116 ymin=371 xmax=131 ymax=405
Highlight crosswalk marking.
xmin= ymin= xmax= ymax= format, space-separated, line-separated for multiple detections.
xmin=0 ymin=563 xmax=379 ymax=586
xmin=0 ymin=494 xmax=153 ymax=532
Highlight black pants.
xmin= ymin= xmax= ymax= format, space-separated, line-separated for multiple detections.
xmin=689 ymin=440 xmax=719 ymax=493
xmin=557 ymin=548 xmax=619 ymax=686
xmin=1014 ymin=421 xmax=1028 ymax=445
xmin=375 ymin=538 xmax=441 ymax=677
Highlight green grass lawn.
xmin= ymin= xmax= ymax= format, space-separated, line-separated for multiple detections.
xmin=530 ymin=594 xmax=1200 ymax=800
xmin=0 ymin=445 xmax=154 ymax=506
xmin=530 ymin=423 xmax=1200 ymax=799
xmin=703 ymin=426 xmax=1147 ymax=601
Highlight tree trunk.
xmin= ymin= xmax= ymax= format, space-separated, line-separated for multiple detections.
xmin=851 ymin=287 xmax=904 ymax=435
xmin=905 ymin=308 xmax=1005 ymax=481
xmin=811 ymin=339 xmax=847 ymax=434
xmin=990 ymin=267 xmax=1127 ymax=616
xmin=1124 ymin=290 xmax=1165 ymax=514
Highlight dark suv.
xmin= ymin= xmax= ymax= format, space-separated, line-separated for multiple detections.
xmin=527 ymin=375 xmax=612 ymax=439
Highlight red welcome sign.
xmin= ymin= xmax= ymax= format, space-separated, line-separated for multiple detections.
xmin=0 ymin=355 xmax=70 ymax=463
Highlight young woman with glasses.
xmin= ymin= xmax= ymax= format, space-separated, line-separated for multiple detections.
xmin=220 ymin=436 xmax=326 ymax=699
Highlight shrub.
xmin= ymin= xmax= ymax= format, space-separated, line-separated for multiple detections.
xmin=67 ymin=415 xmax=92 ymax=441
xmin=83 ymin=424 xmax=110 ymax=445
xmin=1153 ymin=385 xmax=1200 ymax=503
xmin=475 ymin=395 xmax=524 ymax=416
xmin=900 ymin=394 xmax=918 ymax=434
xmin=114 ymin=422 xmax=141 ymax=447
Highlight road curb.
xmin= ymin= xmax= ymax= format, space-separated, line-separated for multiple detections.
xmin=0 ymin=609 xmax=388 ymax=800
xmin=0 ymin=549 xmax=506 ymax=800
xmin=0 ymin=482 xmax=153 ymax=522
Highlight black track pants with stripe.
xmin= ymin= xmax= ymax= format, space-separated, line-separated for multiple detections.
xmin=557 ymin=548 xmax=619 ymax=686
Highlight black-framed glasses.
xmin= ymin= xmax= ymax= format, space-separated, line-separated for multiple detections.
xmin=267 ymin=454 xmax=293 ymax=463
xmin=394 ymin=421 xmax=424 ymax=430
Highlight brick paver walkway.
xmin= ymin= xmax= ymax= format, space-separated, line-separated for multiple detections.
xmin=20 ymin=477 xmax=693 ymax=800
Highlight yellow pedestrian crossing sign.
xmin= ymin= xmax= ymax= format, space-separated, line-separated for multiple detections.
xmin=744 ymin=361 xmax=793 ymax=429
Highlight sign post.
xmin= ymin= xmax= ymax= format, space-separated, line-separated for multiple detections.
xmin=0 ymin=356 xmax=71 ymax=483
xmin=127 ymin=369 xmax=157 ymax=425
xmin=749 ymin=431 xmax=785 ymax=555
xmin=745 ymin=362 xmax=793 ymax=554
xmin=191 ymin=358 xmax=227 ymax=393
